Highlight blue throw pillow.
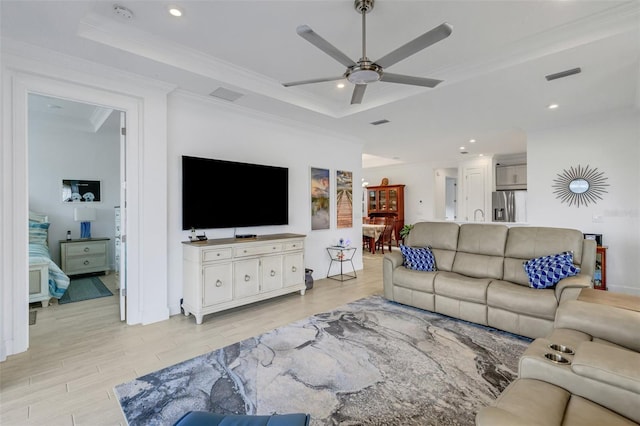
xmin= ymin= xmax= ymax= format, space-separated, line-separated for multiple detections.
xmin=523 ymin=251 xmax=580 ymax=289
xmin=29 ymin=221 xmax=50 ymax=245
xmin=400 ymin=245 xmax=437 ymax=272
xmin=524 ymin=251 xmax=573 ymax=271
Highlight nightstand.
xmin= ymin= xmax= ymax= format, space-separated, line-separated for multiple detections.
xmin=60 ymin=238 xmax=110 ymax=276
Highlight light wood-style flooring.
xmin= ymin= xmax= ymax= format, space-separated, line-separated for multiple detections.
xmin=1 ymin=252 xmax=384 ymax=425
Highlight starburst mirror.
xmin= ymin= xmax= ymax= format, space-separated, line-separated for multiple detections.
xmin=552 ymin=164 xmax=609 ymax=207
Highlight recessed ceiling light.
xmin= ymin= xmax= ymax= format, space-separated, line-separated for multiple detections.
xmin=459 ymin=146 xmax=465 ymax=150
xmin=169 ymin=7 xmax=183 ymax=17
xmin=337 ymin=83 xmax=345 ymax=89
xmin=469 ymin=139 xmax=476 ymax=143
xmin=548 ymin=103 xmax=559 ymax=109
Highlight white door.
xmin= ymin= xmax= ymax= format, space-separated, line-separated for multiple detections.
xmin=119 ymin=112 xmax=127 ymax=321
xmin=464 ymin=167 xmax=486 ymax=222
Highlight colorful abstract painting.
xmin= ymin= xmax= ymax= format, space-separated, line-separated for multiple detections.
xmin=311 ymin=167 xmax=330 ymax=230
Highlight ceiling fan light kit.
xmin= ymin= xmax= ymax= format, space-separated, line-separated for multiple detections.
xmin=283 ymin=0 xmax=452 ymax=105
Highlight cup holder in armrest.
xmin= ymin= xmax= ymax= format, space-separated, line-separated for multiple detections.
xmin=549 ymin=343 xmax=575 ymax=355
xmin=544 ymin=353 xmax=571 ymax=364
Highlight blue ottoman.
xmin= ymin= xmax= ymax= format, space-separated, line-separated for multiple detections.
xmin=173 ymin=411 xmax=311 ymax=426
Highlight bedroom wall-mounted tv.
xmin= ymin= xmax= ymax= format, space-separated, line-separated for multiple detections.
xmin=182 ymin=155 xmax=289 ymax=230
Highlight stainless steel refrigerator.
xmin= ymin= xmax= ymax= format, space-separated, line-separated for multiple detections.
xmin=492 ymin=190 xmax=527 ymax=223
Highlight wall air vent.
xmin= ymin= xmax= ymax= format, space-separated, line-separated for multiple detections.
xmin=370 ymin=119 xmax=390 ymax=126
xmin=545 ymin=67 xmax=581 ymax=81
xmin=209 ymin=88 xmax=244 ymax=102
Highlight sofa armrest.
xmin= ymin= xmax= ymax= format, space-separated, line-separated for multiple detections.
xmin=572 ymin=341 xmax=640 ymax=394
xmin=383 ymin=252 xmax=404 ymax=300
xmin=554 ymin=275 xmax=592 ymax=304
xmin=384 ymin=251 xmax=404 ymax=269
xmin=555 ymin=300 xmax=640 ymax=352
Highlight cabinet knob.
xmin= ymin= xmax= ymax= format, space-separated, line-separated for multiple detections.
xmin=83 ymin=260 xmax=90 ymax=265
xmin=270 ymin=270 xmax=276 ymax=277
xmin=244 ymin=274 xmax=251 ymax=282
xmin=292 ymin=266 xmax=297 ymax=272
xmin=216 ymin=279 xmax=222 ymax=287
xmin=84 ymin=247 xmax=90 ymax=252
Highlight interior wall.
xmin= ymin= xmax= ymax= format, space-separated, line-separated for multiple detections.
xmin=28 ymin=109 xmax=120 ymax=266
xmin=1 ymin=47 xmax=173 ymax=360
xmin=527 ymin=108 xmax=640 ymax=295
xmin=363 ymin=163 xmax=438 ymax=225
xmin=166 ymin=91 xmax=364 ymax=315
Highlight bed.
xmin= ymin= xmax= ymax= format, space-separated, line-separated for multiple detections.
xmin=29 ymin=212 xmax=70 ymax=307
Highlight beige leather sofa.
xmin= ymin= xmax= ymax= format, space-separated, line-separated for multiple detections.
xmin=476 ymin=299 xmax=640 ymax=425
xmin=383 ymin=222 xmax=596 ymax=339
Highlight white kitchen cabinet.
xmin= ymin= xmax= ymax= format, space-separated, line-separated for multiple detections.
xmin=182 ymin=233 xmax=306 ymax=324
xmin=496 ymin=164 xmax=527 ymax=190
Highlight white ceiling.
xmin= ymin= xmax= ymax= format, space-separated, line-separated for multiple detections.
xmin=3 ymin=1 xmax=639 ymax=168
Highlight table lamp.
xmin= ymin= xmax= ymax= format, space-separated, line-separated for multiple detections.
xmin=74 ymin=207 xmax=96 ymax=239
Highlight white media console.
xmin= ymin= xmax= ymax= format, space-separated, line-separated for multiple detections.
xmin=182 ymin=233 xmax=306 ymax=324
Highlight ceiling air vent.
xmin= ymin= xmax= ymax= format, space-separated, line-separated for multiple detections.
xmin=370 ymin=119 xmax=390 ymax=126
xmin=209 ymin=88 xmax=244 ymax=102
xmin=545 ymin=67 xmax=581 ymax=81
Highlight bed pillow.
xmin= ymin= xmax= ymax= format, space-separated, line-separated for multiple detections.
xmin=523 ymin=251 xmax=580 ymax=289
xmin=29 ymin=221 xmax=50 ymax=245
xmin=400 ymin=245 xmax=437 ymax=272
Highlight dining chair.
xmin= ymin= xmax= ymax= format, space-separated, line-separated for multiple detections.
xmin=375 ymin=217 xmax=395 ymax=254
xmin=371 ymin=216 xmax=386 ymax=225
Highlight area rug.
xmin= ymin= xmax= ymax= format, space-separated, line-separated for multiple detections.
xmin=115 ymin=296 xmax=531 ymax=426
xmin=58 ymin=276 xmax=113 ymax=304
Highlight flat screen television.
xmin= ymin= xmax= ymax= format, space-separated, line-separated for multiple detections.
xmin=182 ymin=155 xmax=289 ymax=230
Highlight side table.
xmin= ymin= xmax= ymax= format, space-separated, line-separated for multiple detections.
xmin=326 ymin=246 xmax=357 ymax=281
xmin=60 ymin=238 xmax=110 ymax=276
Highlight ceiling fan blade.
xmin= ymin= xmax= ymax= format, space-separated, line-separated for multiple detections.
xmin=351 ymin=84 xmax=367 ymax=104
xmin=283 ymin=76 xmax=345 ymax=87
xmin=375 ymin=22 xmax=453 ymax=69
xmin=296 ymin=25 xmax=356 ymax=68
xmin=380 ymin=72 xmax=443 ymax=88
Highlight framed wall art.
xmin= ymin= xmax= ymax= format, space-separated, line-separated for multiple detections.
xmin=551 ymin=164 xmax=608 ymax=207
xmin=62 ymin=179 xmax=101 ymax=203
xmin=310 ymin=167 xmax=330 ymax=230
xmin=336 ymin=170 xmax=353 ymax=229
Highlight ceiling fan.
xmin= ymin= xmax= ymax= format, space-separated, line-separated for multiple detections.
xmin=283 ymin=0 xmax=452 ymax=105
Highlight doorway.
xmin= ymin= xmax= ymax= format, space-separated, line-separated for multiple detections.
xmin=28 ymin=93 xmax=126 ymax=326
xmin=445 ymin=177 xmax=457 ymax=221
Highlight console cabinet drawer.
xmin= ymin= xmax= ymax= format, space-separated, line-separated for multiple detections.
xmin=203 ymin=248 xmax=233 ymax=262
xmin=234 ymin=243 xmax=283 ymax=258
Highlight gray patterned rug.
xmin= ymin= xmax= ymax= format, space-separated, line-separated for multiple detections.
xmin=115 ymin=296 xmax=531 ymax=425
